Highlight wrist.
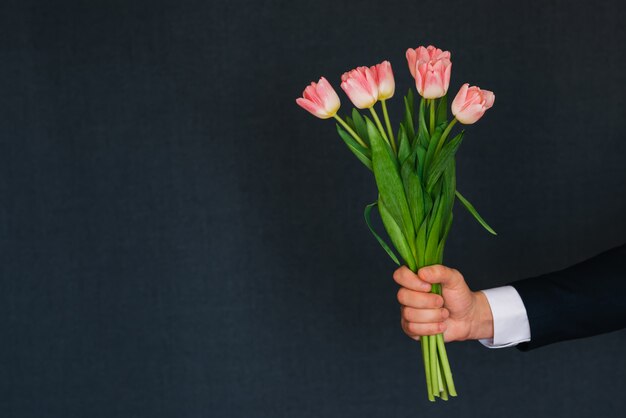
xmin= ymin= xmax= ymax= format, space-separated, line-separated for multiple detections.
xmin=468 ymin=291 xmax=494 ymax=340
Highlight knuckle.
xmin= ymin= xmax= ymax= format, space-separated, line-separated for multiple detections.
xmin=431 ymin=265 xmax=445 ymax=277
xmin=396 ymin=288 xmax=405 ymax=304
xmin=433 ymin=295 xmax=444 ymax=308
xmin=451 ymin=268 xmax=463 ymax=282
xmin=401 ymin=307 xmax=411 ymax=321
xmin=407 ymin=322 xmax=420 ymax=334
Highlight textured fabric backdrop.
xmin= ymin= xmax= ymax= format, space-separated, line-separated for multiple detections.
xmin=1 ymin=0 xmax=625 ymax=417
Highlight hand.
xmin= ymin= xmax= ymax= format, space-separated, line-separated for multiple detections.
xmin=393 ymin=265 xmax=494 ymax=342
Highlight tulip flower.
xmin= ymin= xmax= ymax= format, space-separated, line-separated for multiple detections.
xmin=371 ymin=60 xmax=396 ymax=151
xmin=451 ymin=83 xmax=495 ymax=124
xmin=341 ymin=65 xmax=396 ymax=150
xmin=295 ymin=77 xmax=341 ymax=119
xmin=372 ymin=60 xmax=395 ymax=100
xmin=340 ymin=66 xmax=379 ymax=109
xmin=405 ymin=45 xmax=452 ymax=99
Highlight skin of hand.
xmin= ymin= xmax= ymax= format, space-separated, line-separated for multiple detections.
xmin=393 ymin=265 xmax=494 ymax=342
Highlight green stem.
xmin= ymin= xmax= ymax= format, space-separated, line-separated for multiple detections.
xmin=429 ymin=99 xmax=435 ymax=134
xmin=381 ymin=100 xmax=396 ymax=153
xmin=421 ymin=336 xmax=435 ymax=402
xmin=368 ymin=107 xmax=391 ymax=147
xmin=436 ymin=334 xmax=457 ymax=396
xmin=438 ymin=352 xmax=449 ymax=401
xmin=430 ymin=332 xmax=440 ymax=397
xmin=333 ymin=115 xmax=368 ymax=148
xmin=434 ymin=117 xmax=457 ymax=157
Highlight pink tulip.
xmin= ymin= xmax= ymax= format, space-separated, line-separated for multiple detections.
xmin=451 ymin=83 xmax=495 ymax=124
xmin=296 ymin=77 xmax=341 ymax=119
xmin=372 ymin=60 xmax=395 ymax=100
xmin=405 ymin=45 xmax=452 ymax=99
xmin=340 ymin=66 xmax=379 ymax=109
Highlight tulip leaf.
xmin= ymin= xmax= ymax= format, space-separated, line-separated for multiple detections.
xmin=417 ymin=98 xmax=430 ymax=148
xmin=415 ymin=218 xmax=428 ymax=267
xmin=336 ymin=124 xmax=372 ymax=171
xmin=436 ymin=94 xmax=448 ymax=126
xmin=364 ymin=201 xmax=400 ymax=266
xmin=425 ymin=192 xmax=445 ymax=264
xmin=416 ymin=145 xmax=427 ymax=180
xmin=427 ymin=187 xmax=442 ymax=232
xmin=441 ymin=158 xmax=456 ymax=218
xmin=426 ymin=131 xmax=463 ymax=193
xmin=403 ymin=90 xmax=416 ymax=141
xmin=436 ymin=213 xmax=454 ymax=264
xmin=368 ymin=119 xmax=415 ymax=244
xmin=378 ymin=196 xmax=416 ymax=271
xmin=401 ymin=154 xmax=425 ymax=232
xmin=398 ymin=125 xmax=411 ymax=165
xmin=455 ymin=190 xmax=497 ymax=235
xmin=423 ymin=122 xmax=447 ymax=175
xmin=351 ymin=108 xmax=369 ymax=146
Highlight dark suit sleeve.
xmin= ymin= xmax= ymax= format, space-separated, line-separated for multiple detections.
xmin=511 ymin=243 xmax=626 ymax=351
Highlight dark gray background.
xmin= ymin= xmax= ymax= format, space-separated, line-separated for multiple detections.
xmin=1 ymin=0 xmax=625 ymax=417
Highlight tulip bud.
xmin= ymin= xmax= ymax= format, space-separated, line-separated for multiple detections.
xmin=451 ymin=83 xmax=495 ymax=124
xmin=296 ymin=77 xmax=341 ymax=119
xmin=340 ymin=66 xmax=379 ymax=109
xmin=372 ymin=60 xmax=395 ymax=100
xmin=405 ymin=45 xmax=452 ymax=99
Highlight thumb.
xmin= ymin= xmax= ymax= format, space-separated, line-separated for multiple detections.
xmin=417 ymin=265 xmax=465 ymax=290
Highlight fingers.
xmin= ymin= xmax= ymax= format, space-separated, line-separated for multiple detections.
xmin=401 ymin=317 xmax=447 ymax=338
xmin=417 ymin=265 xmax=465 ymax=289
xmin=401 ymin=306 xmax=449 ymax=323
xmin=397 ymin=287 xmax=444 ymax=309
xmin=393 ymin=266 xmax=431 ymax=292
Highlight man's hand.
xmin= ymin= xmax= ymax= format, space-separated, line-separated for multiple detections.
xmin=393 ymin=265 xmax=494 ymax=342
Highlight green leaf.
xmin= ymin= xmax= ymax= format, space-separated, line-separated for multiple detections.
xmin=336 ymin=124 xmax=372 ymax=170
xmin=427 ymin=190 xmax=442 ymax=231
xmin=403 ymin=91 xmax=416 ymax=141
xmin=416 ymin=144 xmax=427 ymax=180
xmin=351 ymin=109 xmax=369 ymax=146
xmin=455 ymin=190 xmax=498 ymax=235
xmin=364 ymin=201 xmax=400 ymax=266
xmin=441 ymin=158 xmax=456 ymax=220
xmin=364 ymin=115 xmax=394 ymax=159
xmin=426 ymin=131 xmax=463 ymax=193
xmin=397 ymin=125 xmax=411 ymax=165
xmin=368 ymin=119 xmax=415 ymax=244
xmin=425 ymin=192 xmax=445 ymax=264
xmin=378 ymin=196 xmax=416 ymax=271
xmin=415 ymin=218 xmax=428 ymax=267
xmin=401 ymin=155 xmax=425 ymax=232
xmin=436 ymin=213 xmax=454 ymax=261
xmin=423 ymin=121 xmax=447 ymax=176
xmin=423 ymin=189 xmax=433 ymax=218
xmin=436 ymin=94 xmax=448 ymax=126
xmin=417 ymin=98 xmax=430 ymax=148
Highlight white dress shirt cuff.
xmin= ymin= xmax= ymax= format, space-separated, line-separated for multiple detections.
xmin=478 ymin=286 xmax=531 ymax=348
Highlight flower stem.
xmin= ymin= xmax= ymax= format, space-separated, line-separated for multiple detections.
xmin=434 ymin=117 xmax=457 ymax=157
xmin=333 ymin=114 xmax=368 ymax=148
xmin=368 ymin=107 xmax=391 ymax=148
xmin=436 ymin=333 xmax=457 ymax=396
xmin=421 ymin=336 xmax=435 ymax=402
xmin=381 ymin=100 xmax=396 ymax=153
xmin=430 ymin=331 xmax=440 ymax=397
xmin=430 ymin=99 xmax=436 ymax=134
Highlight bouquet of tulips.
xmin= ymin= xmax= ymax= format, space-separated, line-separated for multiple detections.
xmin=296 ymin=45 xmax=496 ymax=401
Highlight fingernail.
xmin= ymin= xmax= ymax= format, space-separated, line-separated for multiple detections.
xmin=442 ymin=309 xmax=450 ymax=319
